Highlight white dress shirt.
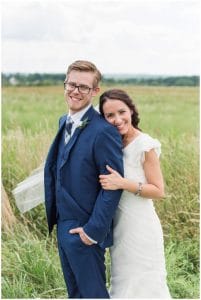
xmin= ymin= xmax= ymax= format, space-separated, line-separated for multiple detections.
xmin=68 ymin=104 xmax=91 ymax=136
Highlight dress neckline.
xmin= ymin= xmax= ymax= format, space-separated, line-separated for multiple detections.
xmin=123 ymin=132 xmax=143 ymax=150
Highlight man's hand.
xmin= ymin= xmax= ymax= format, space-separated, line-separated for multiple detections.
xmin=69 ymin=227 xmax=94 ymax=245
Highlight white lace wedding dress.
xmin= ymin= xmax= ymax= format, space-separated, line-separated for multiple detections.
xmin=110 ymin=133 xmax=171 ymax=299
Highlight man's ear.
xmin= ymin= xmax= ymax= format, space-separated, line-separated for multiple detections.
xmin=92 ymin=87 xmax=100 ymax=96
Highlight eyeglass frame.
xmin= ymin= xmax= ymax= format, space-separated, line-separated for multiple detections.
xmin=64 ymin=81 xmax=94 ymax=95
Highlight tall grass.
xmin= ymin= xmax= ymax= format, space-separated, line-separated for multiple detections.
xmin=2 ymin=225 xmax=66 ymax=299
xmin=165 ymin=239 xmax=199 ymax=299
xmin=2 ymin=85 xmax=199 ymax=298
xmin=2 ymin=225 xmax=199 ymax=298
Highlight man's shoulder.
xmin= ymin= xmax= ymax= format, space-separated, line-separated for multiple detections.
xmin=58 ymin=114 xmax=67 ymax=127
xmin=92 ymin=112 xmax=116 ymax=131
xmin=59 ymin=114 xmax=66 ymax=122
xmin=91 ymin=114 xmax=121 ymax=141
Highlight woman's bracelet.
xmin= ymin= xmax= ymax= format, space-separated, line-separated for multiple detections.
xmin=134 ymin=182 xmax=143 ymax=196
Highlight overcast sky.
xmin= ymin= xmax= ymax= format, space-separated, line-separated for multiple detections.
xmin=1 ymin=0 xmax=200 ymax=75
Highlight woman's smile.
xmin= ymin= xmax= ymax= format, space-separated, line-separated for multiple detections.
xmin=103 ymin=99 xmax=133 ymax=135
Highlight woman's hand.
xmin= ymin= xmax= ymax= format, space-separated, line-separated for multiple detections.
xmin=99 ymin=165 xmax=124 ymax=190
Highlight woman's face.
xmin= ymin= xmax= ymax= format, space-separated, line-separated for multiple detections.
xmin=102 ymin=99 xmax=133 ymax=135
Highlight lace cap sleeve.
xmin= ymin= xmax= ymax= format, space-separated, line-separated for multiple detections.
xmin=140 ymin=134 xmax=161 ymax=164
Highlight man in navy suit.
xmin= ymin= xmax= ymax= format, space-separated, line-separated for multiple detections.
xmin=44 ymin=60 xmax=124 ymax=298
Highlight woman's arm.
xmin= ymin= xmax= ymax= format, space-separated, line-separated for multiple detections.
xmin=99 ymin=149 xmax=165 ymax=199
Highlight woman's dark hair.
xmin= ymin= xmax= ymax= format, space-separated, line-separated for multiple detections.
xmin=99 ymin=89 xmax=141 ymax=130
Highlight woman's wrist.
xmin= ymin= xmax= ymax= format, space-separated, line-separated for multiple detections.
xmin=121 ymin=178 xmax=133 ymax=191
xmin=123 ymin=180 xmax=140 ymax=193
xmin=119 ymin=178 xmax=127 ymax=189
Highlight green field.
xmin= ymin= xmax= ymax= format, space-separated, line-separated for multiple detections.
xmin=2 ymin=85 xmax=199 ymax=298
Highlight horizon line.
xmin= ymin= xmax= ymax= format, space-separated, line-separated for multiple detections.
xmin=2 ymin=72 xmax=199 ymax=77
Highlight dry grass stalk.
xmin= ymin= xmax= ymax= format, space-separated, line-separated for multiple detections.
xmin=1 ymin=183 xmax=16 ymax=231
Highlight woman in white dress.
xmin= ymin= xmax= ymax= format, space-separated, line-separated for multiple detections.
xmin=99 ymin=89 xmax=171 ymax=299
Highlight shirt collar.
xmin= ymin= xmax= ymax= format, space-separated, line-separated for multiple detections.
xmin=68 ymin=104 xmax=92 ymax=124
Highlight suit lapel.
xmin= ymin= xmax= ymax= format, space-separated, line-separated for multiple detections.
xmin=60 ymin=106 xmax=96 ymax=169
xmin=60 ymin=127 xmax=82 ymax=167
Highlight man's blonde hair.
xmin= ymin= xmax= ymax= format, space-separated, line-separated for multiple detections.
xmin=66 ymin=60 xmax=102 ymax=87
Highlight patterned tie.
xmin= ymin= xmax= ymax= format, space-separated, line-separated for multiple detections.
xmin=64 ymin=116 xmax=73 ymax=144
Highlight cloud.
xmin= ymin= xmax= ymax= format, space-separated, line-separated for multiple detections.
xmin=1 ymin=0 xmax=200 ymax=74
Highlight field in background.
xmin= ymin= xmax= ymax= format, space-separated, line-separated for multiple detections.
xmin=2 ymin=85 xmax=199 ymax=298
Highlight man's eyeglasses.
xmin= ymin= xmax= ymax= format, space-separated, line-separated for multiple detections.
xmin=64 ymin=82 xmax=93 ymax=95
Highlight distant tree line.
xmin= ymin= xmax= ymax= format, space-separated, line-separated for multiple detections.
xmin=2 ymin=73 xmax=65 ymax=86
xmin=2 ymin=73 xmax=199 ymax=87
xmin=102 ymin=76 xmax=199 ymax=86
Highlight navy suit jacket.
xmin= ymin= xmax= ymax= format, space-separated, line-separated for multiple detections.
xmin=44 ymin=106 xmax=124 ymax=248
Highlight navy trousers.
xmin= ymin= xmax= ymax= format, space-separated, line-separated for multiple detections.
xmin=57 ymin=219 xmax=109 ymax=298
